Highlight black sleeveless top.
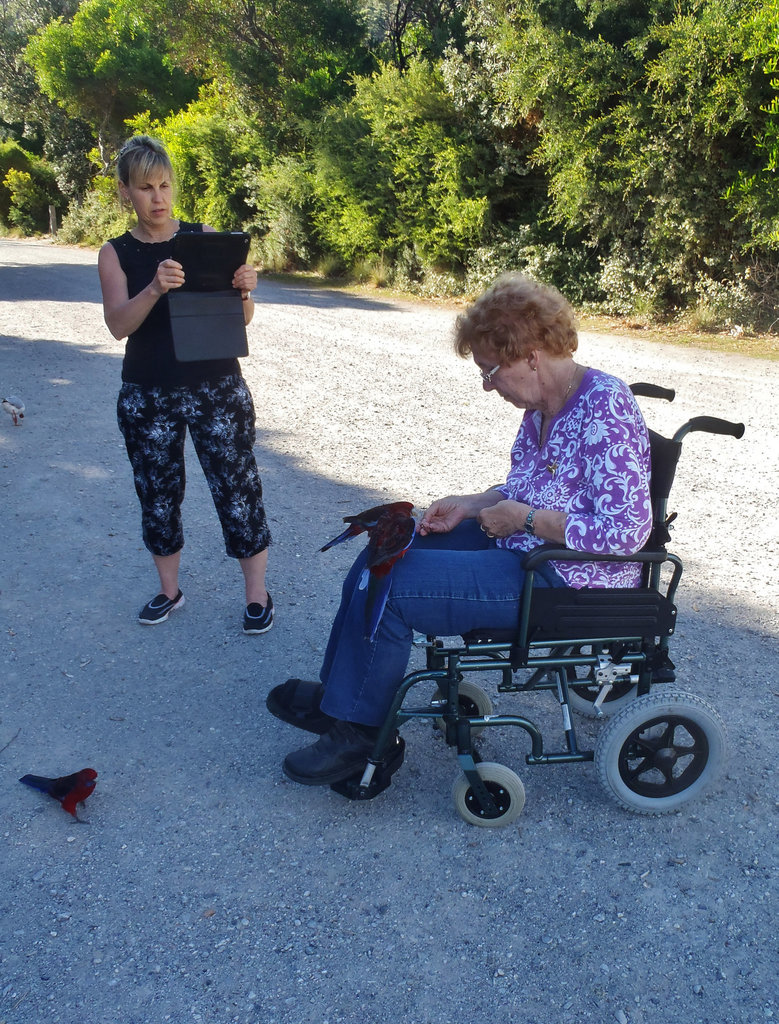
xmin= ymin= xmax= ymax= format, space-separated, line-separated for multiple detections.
xmin=109 ymin=221 xmax=241 ymax=388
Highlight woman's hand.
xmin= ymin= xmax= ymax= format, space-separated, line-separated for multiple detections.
xmin=418 ymin=497 xmax=470 ymax=536
xmin=478 ymin=500 xmax=568 ymax=543
xmin=477 ymin=499 xmax=527 ymax=538
xmin=233 ymin=263 xmax=258 ymax=300
xmin=419 ymin=491 xmax=501 ymax=535
xmin=151 ymin=258 xmax=185 ymax=296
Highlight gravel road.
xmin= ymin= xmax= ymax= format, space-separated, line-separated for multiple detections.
xmin=1 ymin=237 xmax=777 ymax=1024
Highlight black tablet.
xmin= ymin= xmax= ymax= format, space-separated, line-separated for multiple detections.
xmin=171 ymin=231 xmax=251 ymax=292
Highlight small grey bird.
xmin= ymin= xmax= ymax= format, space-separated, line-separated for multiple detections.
xmin=2 ymin=396 xmax=25 ymax=425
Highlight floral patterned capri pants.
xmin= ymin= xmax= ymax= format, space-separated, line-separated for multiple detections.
xmin=117 ymin=375 xmax=271 ymax=559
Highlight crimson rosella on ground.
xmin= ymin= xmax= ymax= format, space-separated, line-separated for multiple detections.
xmin=20 ymin=768 xmax=97 ymax=821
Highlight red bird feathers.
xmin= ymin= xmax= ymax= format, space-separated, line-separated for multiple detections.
xmin=20 ymin=768 xmax=97 ymax=821
xmin=321 ymin=501 xmax=417 ymax=640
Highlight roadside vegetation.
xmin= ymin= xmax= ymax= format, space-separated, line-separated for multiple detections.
xmin=2 ymin=0 xmax=779 ymax=342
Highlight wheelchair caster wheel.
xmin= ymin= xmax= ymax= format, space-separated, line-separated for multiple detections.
xmin=452 ymin=762 xmax=525 ymax=828
xmin=434 ymin=681 xmax=493 ymax=736
xmin=595 ymin=690 xmax=726 ymax=814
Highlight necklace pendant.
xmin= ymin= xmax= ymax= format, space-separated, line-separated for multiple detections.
xmin=547 ymin=460 xmax=558 ymax=476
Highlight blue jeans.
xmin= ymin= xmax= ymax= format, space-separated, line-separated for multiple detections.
xmin=319 ymin=521 xmax=565 ymax=726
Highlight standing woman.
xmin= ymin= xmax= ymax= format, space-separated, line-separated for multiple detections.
xmin=98 ymin=135 xmax=273 ymax=634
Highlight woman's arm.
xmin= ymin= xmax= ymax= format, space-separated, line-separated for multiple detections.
xmin=418 ymin=490 xmax=506 ymax=536
xmin=98 ymin=242 xmax=184 ymax=340
xmin=477 ymin=499 xmax=567 ymax=544
xmin=232 ymin=263 xmax=258 ymax=325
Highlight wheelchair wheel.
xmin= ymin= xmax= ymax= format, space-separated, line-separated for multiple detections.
xmin=434 ymin=680 xmax=493 ymax=735
xmin=595 ymin=690 xmax=726 ymax=814
xmin=452 ymin=762 xmax=525 ymax=828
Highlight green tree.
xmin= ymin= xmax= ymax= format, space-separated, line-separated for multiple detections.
xmin=365 ymin=0 xmax=468 ymax=70
xmin=0 ymin=0 xmax=94 ymax=201
xmin=158 ymin=0 xmax=372 ymax=139
xmin=464 ymin=0 xmax=772 ymax=320
xmin=24 ymin=0 xmax=201 ymax=168
xmin=4 ymin=166 xmax=57 ymax=232
xmin=729 ymin=0 xmax=779 ymax=243
xmin=310 ymin=60 xmax=489 ymax=268
xmin=0 ymin=139 xmax=61 ymax=231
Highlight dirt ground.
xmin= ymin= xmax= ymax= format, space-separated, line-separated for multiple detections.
xmin=1 ymin=237 xmax=777 ymax=1024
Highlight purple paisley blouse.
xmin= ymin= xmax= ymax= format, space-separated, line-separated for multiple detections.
xmin=497 ymin=368 xmax=652 ymax=588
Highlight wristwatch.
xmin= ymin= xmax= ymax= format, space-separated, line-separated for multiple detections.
xmin=524 ymin=508 xmax=537 ymax=535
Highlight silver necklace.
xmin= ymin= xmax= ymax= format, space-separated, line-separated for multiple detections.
xmin=543 ymin=364 xmax=580 ymax=472
xmin=563 ymin=363 xmax=579 ymax=401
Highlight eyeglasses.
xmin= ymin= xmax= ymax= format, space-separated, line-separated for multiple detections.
xmin=480 ymin=364 xmax=501 ymax=385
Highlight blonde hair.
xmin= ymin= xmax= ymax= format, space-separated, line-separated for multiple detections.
xmin=116 ymin=135 xmax=173 ymax=187
xmin=455 ymin=273 xmax=578 ymax=361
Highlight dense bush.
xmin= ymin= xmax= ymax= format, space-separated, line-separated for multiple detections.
xmin=0 ymin=141 xmax=63 ymax=233
xmin=10 ymin=0 xmax=779 ymax=330
xmin=309 ymin=60 xmax=490 ymax=271
xmin=458 ymin=0 xmax=778 ymax=328
xmin=58 ymin=173 xmax=129 ymax=245
xmin=243 ymin=155 xmax=315 ymax=271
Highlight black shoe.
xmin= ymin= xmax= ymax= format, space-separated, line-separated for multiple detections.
xmin=138 ymin=590 xmax=185 ymax=624
xmin=243 ymin=593 xmax=274 ymax=634
xmin=266 ymin=678 xmax=335 ymax=734
xmin=282 ymin=719 xmax=381 ymax=786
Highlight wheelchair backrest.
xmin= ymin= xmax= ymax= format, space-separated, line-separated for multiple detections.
xmin=646 ymin=429 xmax=682 ymax=548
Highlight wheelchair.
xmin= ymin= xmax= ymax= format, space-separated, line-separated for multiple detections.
xmin=331 ymin=384 xmax=745 ymax=827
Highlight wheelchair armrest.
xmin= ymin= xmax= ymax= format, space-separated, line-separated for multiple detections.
xmin=521 ymin=545 xmax=670 ymax=570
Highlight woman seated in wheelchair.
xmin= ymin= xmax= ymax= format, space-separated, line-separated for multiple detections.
xmin=270 ymin=273 xmax=653 ymax=787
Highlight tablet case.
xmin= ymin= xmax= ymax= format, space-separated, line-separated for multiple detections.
xmin=168 ymin=232 xmax=251 ymax=362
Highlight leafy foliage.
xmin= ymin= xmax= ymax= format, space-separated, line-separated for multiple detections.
xmin=466 ymin=0 xmax=770 ymax=318
xmin=24 ymin=0 xmax=200 ymax=164
xmin=158 ymin=0 xmax=372 ymax=138
xmin=728 ymin=0 xmax=779 ymax=247
xmin=10 ymin=0 xmax=779 ymax=328
xmin=310 ymin=60 xmax=489 ymax=268
xmin=56 ymin=171 xmax=129 ymax=244
xmin=3 ymin=166 xmax=56 ymax=232
xmin=367 ymin=0 xmax=468 ymax=69
xmin=0 ymin=139 xmax=63 ymax=230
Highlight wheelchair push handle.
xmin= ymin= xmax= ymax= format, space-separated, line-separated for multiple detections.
xmin=674 ymin=416 xmax=745 ymax=442
xmin=630 ymin=382 xmax=676 ymax=402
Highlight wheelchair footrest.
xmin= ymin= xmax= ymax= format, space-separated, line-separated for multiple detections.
xmin=330 ymin=735 xmax=406 ymax=801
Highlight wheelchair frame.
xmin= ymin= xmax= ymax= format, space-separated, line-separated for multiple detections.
xmin=331 ymin=385 xmax=744 ymax=827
